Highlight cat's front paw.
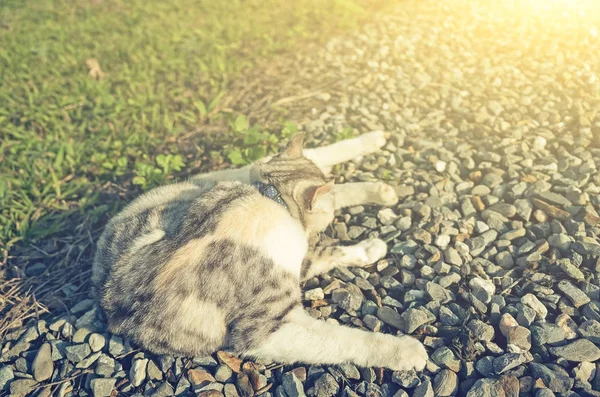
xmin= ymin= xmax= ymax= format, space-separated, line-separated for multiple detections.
xmin=359 ymin=130 xmax=387 ymax=154
xmin=357 ymin=238 xmax=388 ymax=265
xmin=389 ymin=336 xmax=428 ymax=372
xmin=373 ymin=182 xmax=398 ymax=206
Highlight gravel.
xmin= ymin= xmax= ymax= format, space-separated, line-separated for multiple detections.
xmin=2 ymin=0 xmax=600 ymax=395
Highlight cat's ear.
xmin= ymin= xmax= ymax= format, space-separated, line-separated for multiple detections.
xmin=281 ymin=133 xmax=305 ymax=159
xmin=305 ymin=179 xmax=334 ymax=210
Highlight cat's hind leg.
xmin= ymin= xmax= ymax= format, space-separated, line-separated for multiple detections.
xmin=301 ymin=239 xmax=387 ymax=281
xmin=243 ymin=306 xmax=427 ymax=371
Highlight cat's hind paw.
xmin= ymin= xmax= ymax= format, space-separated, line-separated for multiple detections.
xmin=359 ymin=130 xmax=387 ymax=154
xmin=356 ymin=238 xmax=388 ymax=265
xmin=390 ymin=336 xmax=428 ymax=372
xmin=373 ymin=182 xmax=398 ymax=206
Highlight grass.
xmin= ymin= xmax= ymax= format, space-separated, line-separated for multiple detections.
xmin=0 ymin=0 xmax=387 ymax=335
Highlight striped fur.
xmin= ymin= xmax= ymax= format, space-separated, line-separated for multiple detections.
xmin=92 ymin=132 xmax=428 ymax=371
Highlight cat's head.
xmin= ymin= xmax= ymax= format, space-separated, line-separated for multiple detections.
xmin=251 ymin=134 xmax=335 ymax=235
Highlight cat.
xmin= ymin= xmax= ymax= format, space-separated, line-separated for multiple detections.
xmin=92 ymin=131 xmax=428 ymax=372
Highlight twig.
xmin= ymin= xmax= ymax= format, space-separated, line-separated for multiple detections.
xmin=499 ymin=277 xmax=523 ymax=295
xmin=32 ymin=370 xmax=92 ymax=390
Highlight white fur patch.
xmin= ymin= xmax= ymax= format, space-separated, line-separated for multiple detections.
xmin=261 ymin=216 xmax=308 ymax=276
xmin=216 ymin=195 xmax=308 ymax=278
xmin=175 ymin=295 xmax=227 ymax=341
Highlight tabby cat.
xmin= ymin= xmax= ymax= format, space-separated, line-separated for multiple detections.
xmin=92 ymin=131 xmax=428 ymax=371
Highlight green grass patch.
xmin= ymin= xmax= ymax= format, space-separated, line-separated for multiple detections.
xmin=0 ymin=0 xmax=384 ymax=254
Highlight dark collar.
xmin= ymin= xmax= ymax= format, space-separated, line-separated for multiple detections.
xmin=252 ymin=181 xmax=289 ymax=211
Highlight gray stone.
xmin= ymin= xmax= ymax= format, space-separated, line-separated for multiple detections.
xmin=582 ymin=301 xmax=600 ymax=322
xmin=354 ymin=382 xmax=383 ymax=397
xmin=75 ymin=307 xmax=99 ymax=329
xmin=431 ymin=346 xmax=460 ymax=372
xmin=495 ymin=251 xmax=514 ymax=268
xmin=395 ymin=217 xmax=412 ymax=232
xmin=95 ymin=354 xmax=116 ymax=377
xmin=129 ymin=358 xmax=148 ymax=387
xmin=439 ymin=306 xmax=460 ymax=326
xmin=333 ymin=223 xmax=350 ymax=241
xmin=469 ymin=277 xmax=495 ymax=304
xmin=444 ymin=247 xmax=462 ymax=266
xmin=377 ymin=208 xmax=398 ymax=226
xmin=514 ymin=199 xmax=533 ymax=221
xmin=493 ymin=353 xmax=528 ymax=374
xmin=49 ymin=340 xmax=67 ymax=361
xmin=337 ymin=363 xmax=360 ymax=380
xmin=281 ymin=371 xmax=306 ymax=397
xmin=18 ymin=326 xmax=39 ymax=344
xmin=536 ymin=191 xmax=572 ymax=207
xmin=72 ymin=327 xmax=92 ymax=343
xmin=557 ymin=280 xmax=591 ymax=307
xmin=475 ymin=356 xmax=495 ymax=377
xmin=215 ymin=365 xmax=233 ymax=382
xmin=152 ymin=382 xmax=174 ymax=397
xmin=579 ymin=319 xmax=600 ymax=344
xmin=521 ymin=293 xmax=548 ymax=320
xmin=426 ymin=282 xmax=449 ymax=302
xmin=531 ymin=323 xmax=567 ymax=346
xmin=572 ymin=241 xmax=600 ymax=256
xmin=89 ymin=333 xmax=106 ymax=353
xmin=403 ymin=308 xmax=434 ymax=333
xmin=434 ymin=234 xmax=451 ymax=249
xmin=572 ymin=361 xmax=595 ymax=390
xmin=9 ymin=379 xmax=37 ymax=396
xmin=391 ymin=240 xmax=419 ymax=255
xmin=377 ymin=306 xmax=405 ymax=330
xmin=32 ymin=343 xmax=53 ymax=382
xmin=548 ymin=339 xmax=600 ymax=362
xmin=505 ymin=325 xmax=532 ymax=351
xmin=535 ymin=389 xmax=556 ymax=397
xmin=65 ymin=343 xmax=91 ymax=363
xmin=467 ymin=320 xmax=495 ymax=341
xmin=465 ymin=378 xmax=505 ymax=397
xmin=225 ymin=383 xmax=240 ymax=397
xmin=413 ymin=379 xmax=434 ymax=397
xmin=70 ymin=299 xmax=95 ymax=314
xmin=90 ymin=378 xmax=117 ymax=397
xmin=332 ymin=288 xmax=363 ymax=312
xmin=500 ymin=228 xmax=526 ymax=241
xmin=76 ymin=351 xmax=101 ymax=369
xmin=433 ymin=369 xmax=458 ymax=397
xmin=348 ymin=226 xmax=366 ymax=239
xmin=529 ymin=363 xmax=573 ymax=393
xmin=0 ymin=365 xmax=15 ymax=391
xmin=488 ymin=203 xmax=517 ymax=218
xmin=548 ymin=234 xmax=572 ymax=251
xmin=304 ymin=288 xmax=325 ymax=301
xmin=472 ymin=185 xmax=491 ymax=196
xmin=313 ymin=373 xmax=339 ymax=397
xmin=175 ymin=376 xmax=191 ymax=395
xmin=363 ymin=314 xmax=382 ymax=331
xmin=391 ymin=370 xmax=420 ymax=388
xmin=558 ymin=259 xmax=585 ymax=281
xmin=108 ymin=335 xmax=125 ymax=357
xmin=438 ymin=273 xmax=461 ymax=288
xmin=146 ymin=360 xmax=163 ymax=381
xmin=516 ymin=304 xmax=537 ymax=327
xmin=398 ymin=254 xmax=417 ymax=269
